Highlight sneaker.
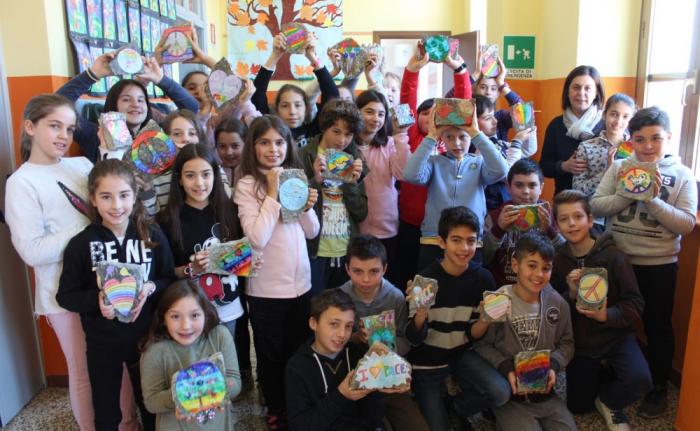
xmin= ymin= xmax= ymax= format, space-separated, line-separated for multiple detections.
xmin=637 ymin=386 xmax=668 ymax=418
xmin=595 ymin=397 xmax=631 ymax=431
xmin=265 ymin=410 xmax=288 ymax=431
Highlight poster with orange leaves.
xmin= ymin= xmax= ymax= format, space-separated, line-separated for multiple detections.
xmin=227 ymin=0 xmax=343 ymax=80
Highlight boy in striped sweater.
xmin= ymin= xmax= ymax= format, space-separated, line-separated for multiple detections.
xmin=406 ymin=206 xmax=511 ymax=431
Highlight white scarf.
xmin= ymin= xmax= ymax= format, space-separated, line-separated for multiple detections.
xmin=563 ymin=105 xmax=602 ymax=140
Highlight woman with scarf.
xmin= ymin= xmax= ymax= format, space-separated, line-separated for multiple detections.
xmin=540 ymin=65 xmax=606 ymax=194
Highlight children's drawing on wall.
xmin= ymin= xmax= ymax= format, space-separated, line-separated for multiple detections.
xmin=226 ymin=0 xmax=343 ymax=80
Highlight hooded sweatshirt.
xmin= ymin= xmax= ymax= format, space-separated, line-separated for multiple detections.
xmin=285 ymin=341 xmax=385 ymax=431
xmin=591 ymin=155 xmax=698 ymax=265
xmin=551 ymin=232 xmax=644 ymax=356
xmin=56 ymin=222 xmax=175 ymax=347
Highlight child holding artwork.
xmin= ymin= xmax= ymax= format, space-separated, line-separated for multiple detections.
xmin=338 ymin=234 xmax=430 ymax=431
xmin=234 ymin=115 xmax=320 ymax=429
xmin=483 ymin=159 xmax=563 ymax=287
xmin=402 ymin=100 xmax=509 ymax=269
xmin=474 ymin=232 xmax=576 ymax=431
xmin=573 ymin=93 xmax=636 ymax=198
xmin=591 ymin=107 xmax=698 ymax=418
xmin=252 ymin=32 xmax=339 ymax=148
xmin=140 ymin=280 xmax=241 ymax=430
xmin=56 ymin=159 xmax=176 ymax=430
xmin=355 ymin=90 xmax=410 ymax=284
xmin=550 ymin=189 xmax=651 ymax=430
xmin=396 ymin=40 xmax=472 ymax=289
xmin=406 ymin=207 xmax=511 ymax=431
xmin=300 ymin=99 xmax=368 ymax=295
xmin=285 ymin=288 xmax=390 ymax=431
xmin=57 ymin=53 xmax=198 ymax=162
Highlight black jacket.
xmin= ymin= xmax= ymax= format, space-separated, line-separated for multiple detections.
xmin=551 ymin=232 xmax=644 ymax=356
xmin=285 ymin=341 xmax=385 ymax=431
xmin=57 ymin=222 xmax=175 ymax=348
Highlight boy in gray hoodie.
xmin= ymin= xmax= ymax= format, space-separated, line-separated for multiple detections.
xmin=475 ymin=232 xmax=576 ymax=431
xmin=591 ymin=107 xmax=698 ymax=418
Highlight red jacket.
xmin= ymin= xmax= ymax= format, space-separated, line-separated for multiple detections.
xmin=398 ymin=68 xmax=472 ymax=227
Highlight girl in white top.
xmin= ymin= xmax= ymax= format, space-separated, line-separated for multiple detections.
xmin=5 ymin=94 xmax=137 ymax=431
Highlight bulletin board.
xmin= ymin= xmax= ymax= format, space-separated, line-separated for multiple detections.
xmin=65 ymin=0 xmax=176 ymax=96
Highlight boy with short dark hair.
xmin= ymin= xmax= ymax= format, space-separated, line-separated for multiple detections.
xmin=301 ymin=99 xmax=369 ymax=295
xmin=339 ymin=234 xmax=430 ymax=431
xmin=475 ymin=231 xmax=576 ymax=431
xmin=484 ymin=158 xmax=563 ymax=287
xmin=551 ymin=189 xmax=651 ymax=431
xmin=406 ymin=206 xmax=511 ymax=431
xmin=285 ymin=288 xmax=386 ymax=431
xmin=591 ymin=106 xmax=697 ymax=417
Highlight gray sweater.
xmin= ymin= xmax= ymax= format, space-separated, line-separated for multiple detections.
xmin=591 ymin=155 xmax=697 ymax=265
xmin=140 ymin=325 xmax=241 ymax=431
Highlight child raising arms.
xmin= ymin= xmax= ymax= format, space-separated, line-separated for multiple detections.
xmin=140 ymin=280 xmax=241 ymax=430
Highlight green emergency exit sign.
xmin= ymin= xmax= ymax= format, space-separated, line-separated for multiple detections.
xmin=503 ymin=36 xmax=535 ymax=69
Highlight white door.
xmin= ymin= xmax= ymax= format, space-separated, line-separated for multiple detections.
xmin=0 ymin=31 xmax=45 ymax=426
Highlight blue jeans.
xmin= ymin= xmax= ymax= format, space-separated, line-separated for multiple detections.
xmin=412 ymin=349 xmax=511 ymax=431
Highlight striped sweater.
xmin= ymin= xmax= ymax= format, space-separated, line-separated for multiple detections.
xmin=405 ymin=260 xmax=496 ymax=368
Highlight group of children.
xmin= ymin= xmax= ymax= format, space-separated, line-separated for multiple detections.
xmin=3 ymin=28 xmax=697 ymax=431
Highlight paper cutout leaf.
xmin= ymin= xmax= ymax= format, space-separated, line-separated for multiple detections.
xmin=481 ymin=291 xmax=511 ymax=322
xmin=509 ymin=204 xmax=541 ymax=232
xmin=323 ymin=149 xmax=355 ymax=182
xmin=616 ymin=160 xmax=657 ymax=201
xmin=96 ymin=261 xmax=144 ymax=323
xmin=279 ymin=169 xmax=309 ymax=223
xmin=510 ymin=102 xmax=535 ymax=131
xmin=434 ymin=98 xmax=474 ymax=127
xmin=99 ymin=112 xmax=133 ymax=150
xmin=171 ymin=352 xmax=227 ymax=424
xmin=515 ymin=349 xmax=550 ymax=394
xmin=361 ymin=310 xmax=396 ymax=352
xmin=206 ymin=237 xmax=257 ymax=277
xmin=391 ymin=104 xmax=416 ymax=128
xmin=407 ymin=275 xmax=438 ymax=308
xmin=577 ymin=267 xmax=608 ymax=311
xmin=350 ymin=342 xmax=411 ymax=390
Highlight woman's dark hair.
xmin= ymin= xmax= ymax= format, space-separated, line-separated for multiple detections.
xmin=103 ymin=79 xmax=153 ymax=131
xmin=160 ymin=144 xmax=240 ymax=253
xmin=214 ymin=118 xmax=247 ymax=145
xmin=275 ymin=84 xmax=312 ymax=124
xmin=355 ymin=90 xmax=392 ymax=147
xmin=561 ymin=65 xmax=605 ymax=111
xmin=161 ymin=109 xmax=208 ymax=146
xmin=87 ymin=159 xmax=157 ymax=248
xmin=141 ymin=279 xmax=220 ymax=352
xmin=20 ymin=94 xmax=78 ymax=162
xmin=181 ymin=70 xmax=208 ymax=88
xmin=238 ymin=115 xmax=303 ymax=197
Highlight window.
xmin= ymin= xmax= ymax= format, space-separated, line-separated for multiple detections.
xmin=637 ymin=0 xmax=700 ymax=179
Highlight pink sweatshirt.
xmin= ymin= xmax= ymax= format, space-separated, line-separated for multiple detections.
xmin=234 ymin=175 xmax=320 ymax=298
xmin=358 ymin=137 xmax=411 ymax=238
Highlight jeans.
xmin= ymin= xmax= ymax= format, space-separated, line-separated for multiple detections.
xmin=412 ymin=349 xmax=511 ymax=431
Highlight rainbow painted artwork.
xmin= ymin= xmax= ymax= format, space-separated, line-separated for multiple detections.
xmin=615 ymin=141 xmax=634 ymax=160
xmin=172 ymin=353 xmax=227 ymax=424
xmin=577 ymin=268 xmax=608 ymax=311
xmin=480 ymin=44 xmax=500 ymax=78
xmin=109 ymin=44 xmax=144 ymax=75
xmin=323 ymin=149 xmax=355 ymax=182
xmin=510 ymin=102 xmax=535 ymax=131
xmin=482 ymin=291 xmax=511 ymax=322
xmin=127 ymin=120 xmax=176 ymax=175
xmin=350 ymin=342 xmax=412 ymax=391
xmin=616 ymin=160 xmax=657 ymax=201
xmin=421 ymin=35 xmax=459 ymax=63
xmin=206 ymin=238 xmax=257 ymax=277
xmin=99 ymin=112 xmax=132 ymax=150
xmin=281 ymin=22 xmax=309 ymax=54
xmin=160 ymin=24 xmax=194 ymax=63
xmin=510 ymin=204 xmax=541 ymax=232
xmin=434 ymin=98 xmax=474 ymax=127
xmin=96 ymin=261 xmax=144 ymax=323
xmin=361 ymin=310 xmax=397 ymax=352
xmin=515 ymin=349 xmax=551 ymax=394
xmin=332 ymin=38 xmax=364 ymax=78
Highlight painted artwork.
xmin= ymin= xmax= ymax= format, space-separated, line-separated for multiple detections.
xmin=128 ymin=6 xmax=141 ymax=49
xmin=281 ymin=22 xmax=309 ymax=54
xmin=116 ymin=0 xmax=129 ymax=43
xmin=481 ymin=291 xmax=511 ymax=322
xmin=226 ymin=0 xmax=343 ymax=80
xmin=110 ymin=44 xmax=145 ymax=75
xmin=161 ymin=24 xmax=194 ymax=63
xmin=159 ymin=0 xmax=168 ymax=17
xmin=332 ymin=38 xmax=364 ymax=79
xmin=89 ymin=45 xmax=107 ymax=94
xmin=96 ymin=261 xmax=145 ymax=323
xmin=350 ymin=342 xmax=411 ymax=391
xmin=149 ymin=0 xmax=159 ymax=13
xmin=140 ymin=0 xmax=149 ymax=7
xmin=102 ymin=0 xmax=116 ymax=42
xmin=66 ymin=0 xmax=88 ymax=35
xmin=205 ymin=58 xmax=245 ymax=109
xmin=577 ymin=268 xmax=608 ymax=311
xmin=172 ymin=353 xmax=227 ymax=424
xmin=86 ymin=0 xmax=103 ymax=39
xmin=480 ymin=44 xmax=500 ymax=78
xmin=99 ymin=112 xmax=133 ymax=150
xmin=616 ymin=160 xmax=657 ymax=201
xmin=323 ymin=148 xmax=354 ymax=182
xmin=167 ymin=0 xmax=176 ymax=20
xmin=206 ymin=238 xmax=257 ymax=277
xmin=141 ymin=13 xmax=152 ymax=52
xmin=510 ymin=204 xmax=541 ymax=232
xmin=615 ymin=141 xmax=634 ymax=160
xmin=434 ymin=98 xmax=474 ymax=127
xmin=515 ymin=349 xmax=550 ymax=394
xmin=70 ymin=37 xmax=93 ymax=72
xmin=361 ymin=310 xmax=396 ymax=352
xmin=127 ymin=120 xmax=177 ymax=175
xmin=279 ymin=169 xmax=309 ymax=223
xmin=421 ymin=35 xmax=459 ymax=63
xmin=407 ymin=275 xmax=438 ymax=309
xmin=150 ymin=15 xmax=162 ymax=53
xmin=391 ymin=104 xmax=415 ymax=128
xmin=511 ymin=102 xmax=535 ymax=131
